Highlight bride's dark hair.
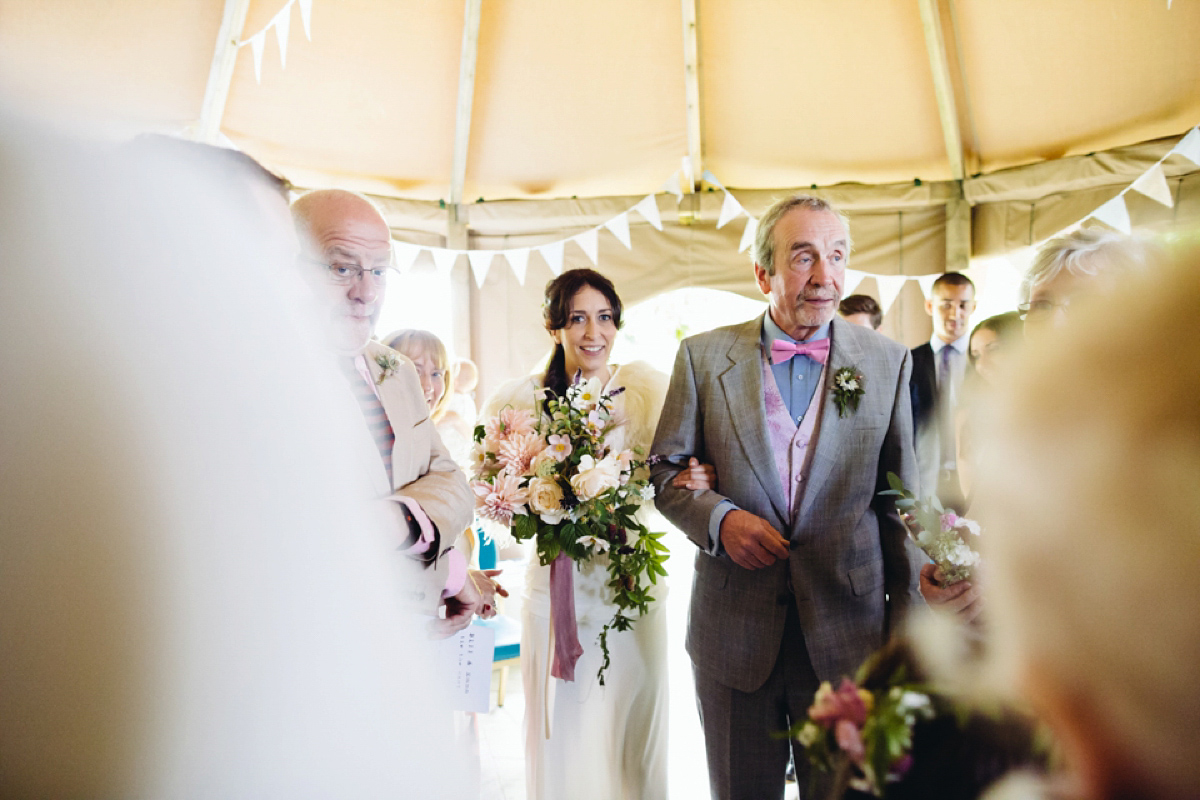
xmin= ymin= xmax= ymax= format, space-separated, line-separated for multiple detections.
xmin=542 ymin=268 xmax=624 ymax=397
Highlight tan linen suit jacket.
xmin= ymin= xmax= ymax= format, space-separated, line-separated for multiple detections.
xmin=362 ymin=340 xmax=473 ymax=608
xmin=651 ymin=315 xmax=923 ymax=693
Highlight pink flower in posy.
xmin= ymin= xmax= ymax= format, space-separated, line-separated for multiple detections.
xmin=497 ymin=432 xmax=545 ymax=475
xmin=940 ymin=512 xmax=960 ymax=531
xmin=485 ymin=407 xmax=536 ymax=441
xmin=809 ymin=678 xmax=870 ymax=729
xmin=834 ymin=719 xmax=866 ymax=765
xmin=473 ymin=470 xmax=529 ymax=525
xmin=546 ymin=433 xmax=573 ymax=461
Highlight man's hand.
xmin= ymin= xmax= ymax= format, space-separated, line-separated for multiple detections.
xmin=671 ymin=457 xmax=717 ymax=491
xmin=472 ymin=568 xmax=509 ymax=619
xmin=430 ymin=572 xmax=481 ymax=638
xmin=919 ymin=563 xmax=982 ymax=623
xmin=720 ymin=509 xmax=790 ymax=570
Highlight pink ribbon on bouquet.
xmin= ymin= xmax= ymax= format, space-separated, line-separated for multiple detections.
xmin=549 ymin=552 xmax=584 ymax=681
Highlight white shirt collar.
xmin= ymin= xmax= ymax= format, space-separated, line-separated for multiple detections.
xmin=929 ymin=332 xmax=969 ymax=354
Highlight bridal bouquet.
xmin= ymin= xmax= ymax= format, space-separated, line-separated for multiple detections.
xmin=470 ymin=374 xmax=668 ymax=684
xmin=879 ymin=472 xmax=981 ymax=585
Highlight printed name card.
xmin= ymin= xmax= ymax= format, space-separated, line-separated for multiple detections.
xmin=439 ymin=623 xmax=495 ymax=712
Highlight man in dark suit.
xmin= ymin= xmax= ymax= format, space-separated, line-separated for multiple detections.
xmin=910 ymin=272 xmax=975 ymax=510
xmin=651 ymin=195 xmax=924 ymax=800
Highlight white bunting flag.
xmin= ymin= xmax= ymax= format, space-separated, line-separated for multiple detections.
xmin=915 ymin=274 xmax=940 ymax=300
xmin=842 ymin=269 xmax=867 ymax=295
xmin=875 ymin=275 xmax=908 ymax=315
xmin=701 ymin=170 xmax=724 ymax=190
xmin=298 ymin=0 xmax=313 ymax=40
xmin=1090 ymin=195 xmax=1131 ymax=234
xmin=660 ymin=171 xmax=683 ymax=203
xmin=573 ymin=228 xmax=599 ymax=265
xmin=467 ymin=251 xmax=493 ymax=288
xmin=1170 ymin=126 xmax=1200 ymax=166
xmin=431 ymin=248 xmax=461 ymax=275
xmin=249 ymin=32 xmax=266 ymax=83
xmin=738 ymin=216 xmax=758 ymax=254
xmin=273 ymin=5 xmax=292 ymax=68
xmin=633 ymin=195 xmax=663 ymax=231
xmin=392 ymin=241 xmax=420 ymax=274
xmin=1130 ymin=164 xmax=1174 ymax=207
xmin=505 ymin=248 xmax=530 ymax=285
xmin=539 ymin=240 xmax=565 ymax=275
xmin=603 ymin=212 xmax=632 ymax=249
xmin=717 ymin=191 xmax=743 ymax=229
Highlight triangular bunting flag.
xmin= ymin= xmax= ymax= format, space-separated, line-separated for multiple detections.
xmin=273 ymin=5 xmax=292 ymax=69
xmin=633 ymin=195 xmax=663 ymax=231
xmin=573 ymin=228 xmax=599 ymax=265
xmin=505 ymin=248 xmax=530 ymax=285
xmin=700 ymin=169 xmax=723 ymax=190
xmin=875 ymin=275 xmax=908 ymax=315
xmin=1170 ymin=126 xmax=1200 ymax=166
xmin=249 ymin=32 xmax=266 ymax=83
xmin=298 ymin=0 xmax=313 ymax=40
xmin=842 ymin=269 xmax=866 ymax=295
xmin=467 ymin=251 xmax=493 ymax=288
xmin=717 ymin=191 xmax=743 ymax=230
xmin=539 ymin=240 xmax=565 ymax=275
xmin=738 ymin=216 xmax=758 ymax=254
xmin=431 ymin=248 xmax=461 ymax=275
xmin=660 ymin=171 xmax=683 ymax=203
xmin=1089 ymin=195 xmax=1132 ymax=234
xmin=915 ymin=274 xmax=940 ymax=300
xmin=603 ymin=212 xmax=632 ymax=249
xmin=392 ymin=241 xmax=420 ymax=274
xmin=1130 ymin=164 xmax=1174 ymax=207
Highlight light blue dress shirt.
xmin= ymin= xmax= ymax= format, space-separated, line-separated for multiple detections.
xmin=706 ymin=316 xmax=832 ymax=552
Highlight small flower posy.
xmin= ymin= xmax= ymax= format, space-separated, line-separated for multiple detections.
xmin=831 ymin=366 xmax=865 ymax=418
xmin=470 ymin=372 xmax=669 ymax=684
xmin=879 ymin=472 xmax=982 ymax=585
xmin=374 ymin=352 xmax=402 ymax=386
xmin=792 ymin=669 xmax=934 ymax=797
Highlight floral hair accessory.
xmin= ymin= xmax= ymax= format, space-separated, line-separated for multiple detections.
xmin=793 ymin=667 xmax=934 ymax=797
xmin=879 ymin=472 xmax=982 ymax=585
xmin=374 ymin=352 xmax=401 ymax=386
xmin=831 ymin=365 xmax=865 ymax=417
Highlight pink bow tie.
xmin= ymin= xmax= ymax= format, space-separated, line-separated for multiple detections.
xmin=770 ymin=338 xmax=830 ymax=365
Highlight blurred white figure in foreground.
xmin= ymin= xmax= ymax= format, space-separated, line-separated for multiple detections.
xmin=977 ymin=243 xmax=1200 ymax=800
xmin=0 ymin=111 xmax=463 ymax=798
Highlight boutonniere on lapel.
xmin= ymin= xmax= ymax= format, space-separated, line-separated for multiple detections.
xmin=831 ymin=366 xmax=865 ymax=418
xmin=374 ymin=352 xmax=401 ymax=386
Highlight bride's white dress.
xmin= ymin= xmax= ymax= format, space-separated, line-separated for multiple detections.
xmin=484 ymin=362 xmax=670 ymax=800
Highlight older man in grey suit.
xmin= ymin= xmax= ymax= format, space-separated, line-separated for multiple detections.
xmin=651 ymin=195 xmax=923 ymax=800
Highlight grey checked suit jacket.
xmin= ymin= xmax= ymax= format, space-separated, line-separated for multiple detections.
xmin=651 ymin=315 xmax=923 ymax=693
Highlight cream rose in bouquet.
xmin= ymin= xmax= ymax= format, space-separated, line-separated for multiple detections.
xmin=470 ymin=374 xmax=668 ymax=683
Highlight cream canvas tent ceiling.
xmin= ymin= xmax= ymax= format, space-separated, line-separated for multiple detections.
xmin=3 ymin=0 xmax=1199 ymax=388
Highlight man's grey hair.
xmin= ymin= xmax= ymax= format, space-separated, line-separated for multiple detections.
xmin=1021 ymin=227 xmax=1153 ymax=305
xmin=753 ymin=194 xmax=852 ymax=276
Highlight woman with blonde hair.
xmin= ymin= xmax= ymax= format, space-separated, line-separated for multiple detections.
xmin=976 ymin=245 xmax=1200 ymax=800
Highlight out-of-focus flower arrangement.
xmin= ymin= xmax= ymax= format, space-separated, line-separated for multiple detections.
xmin=880 ymin=472 xmax=981 ymax=585
xmin=792 ymin=667 xmax=934 ymax=797
xmin=470 ymin=374 xmax=668 ymax=683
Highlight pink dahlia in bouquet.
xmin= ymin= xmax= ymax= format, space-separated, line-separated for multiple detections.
xmin=470 ymin=374 xmax=668 ymax=684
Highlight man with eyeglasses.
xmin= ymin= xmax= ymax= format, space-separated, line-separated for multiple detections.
xmin=291 ymin=189 xmax=484 ymax=635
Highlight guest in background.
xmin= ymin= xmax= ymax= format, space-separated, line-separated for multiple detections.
xmin=910 ymin=272 xmax=976 ymax=510
xmin=442 ymin=357 xmax=480 ymax=466
xmin=1019 ymin=227 xmax=1155 ymax=339
xmin=976 ymin=244 xmax=1200 ymax=800
xmin=838 ymin=294 xmax=883 ymax=330
xmin=954 ymin=312 xmax=1023 ymax=501
xmin=382 ymin=329 xmax=451 ymax=422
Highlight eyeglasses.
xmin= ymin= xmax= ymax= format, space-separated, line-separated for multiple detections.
xmin=1017 ymin=298 xmax=1070 ymax=321
xmin=301 ymin=256 xmax=394 ymax=285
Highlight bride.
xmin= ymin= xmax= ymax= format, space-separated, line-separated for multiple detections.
xmin=482 ymin=268 xmax=709 ymax=800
